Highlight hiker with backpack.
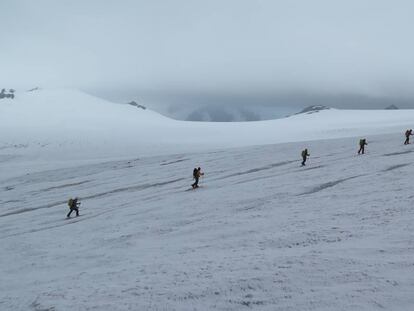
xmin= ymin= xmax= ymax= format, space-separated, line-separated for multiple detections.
xmin=67 ymin=197 xmax=81 ymax=218
xmin=301 ymin=148 xmax=310 ymax=166
xmin=192 ymin=167 xmax=204 ymax=189
xmin=404 ymin=129 xmax=413 ymax=145
xmin=358 ymin=139 xmax=368 ymax=154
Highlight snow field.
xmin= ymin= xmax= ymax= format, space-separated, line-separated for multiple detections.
xmin=1 ymin=133 xmax=414 ymax=310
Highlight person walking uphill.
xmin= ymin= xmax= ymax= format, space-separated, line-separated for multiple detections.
xmin=358 ymin=139 xmax=368 ymax=154
xmin=404 ymin=129 xmax=413 ymax=145
xmin=301 ymin=148 xmax=310 ymax=166
xmin=67 ymin=197 xmax=81 ymax=218
xmin=192 ymin=167 xmax=204 ymax=189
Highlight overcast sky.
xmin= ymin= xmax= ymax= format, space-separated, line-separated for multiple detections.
xmin=1 ymin=0 xmax=414 ymax=103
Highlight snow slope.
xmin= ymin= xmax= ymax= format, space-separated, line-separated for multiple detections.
xmin=1 ymin=89 xmax=414 ymax=310
xmin=1 ymin=133 xmax=414 ymax=310
xmin=2 ymin=89 xmax=414 ymax=163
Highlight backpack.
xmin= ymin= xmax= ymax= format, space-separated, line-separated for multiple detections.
xmin=193 ymin=168 xmax=198 ymax=178
xmin=301 ymin=150 xmax=306 ymax=157
xmin=68 ymin=198 xmax=74 ymax=208
xmin=359 ymin=139 xmax=365 ymax=146
xmin=406 ymin=130 xmax=410 ymax=137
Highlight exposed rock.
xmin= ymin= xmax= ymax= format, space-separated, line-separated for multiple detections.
xmin=27 ymin=87 xmax=40 ymax=92
xmin=127 ymin=101 xmax=146 ymax=110
xmin=385 ymin=104 xmax=399 ymax=110
xmin=0 ymin=88 xmax=15 ymax=99
xmin=295 ymin=105 xmax=330 ymax=115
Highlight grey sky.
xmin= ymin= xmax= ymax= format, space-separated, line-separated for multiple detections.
xmin=1 ymin=0 xmax=414 ymax=101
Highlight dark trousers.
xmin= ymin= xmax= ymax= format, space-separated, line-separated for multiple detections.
xmin=67 ymin=208 xmax=79 ymax=217
xmin=301 ymin=156 xmax=307 ymax=166
xmin=358 ymin=145 xmax=365 ymax=154
xmin=192 ymin=177 xmax=199 ymax=188
xmin=404 ymin=137 xmax=410 ymax=145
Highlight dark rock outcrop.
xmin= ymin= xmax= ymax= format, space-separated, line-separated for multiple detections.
xmin=27 ymin=87 xmax=40 ymax=92
xmin=127 ymin=101 xmax=146 ymax=110
xmin=0 ymin=88 xmax=15 ymax=99
xmin=295 ymin=105 xmax=330 ymax=115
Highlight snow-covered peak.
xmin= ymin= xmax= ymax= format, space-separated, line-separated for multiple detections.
xmin=1 ymin=88 xmax=168 ymax=127
xmin=385 ymin=104 xmax=399 ymax=110
xmin=295 ymin=105 xmax=331 ymax=115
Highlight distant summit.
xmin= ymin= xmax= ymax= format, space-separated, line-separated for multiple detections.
xmin=127 ymin=101 xmax=146 ymax=110
xmin=295 ymin=105 xmax=330 ymax=115
xmin=385 ymin=104 xmax=399 ymax=110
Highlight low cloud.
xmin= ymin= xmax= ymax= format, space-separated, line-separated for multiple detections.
xmin=1 ymin=0 xmax=414 ymax=108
